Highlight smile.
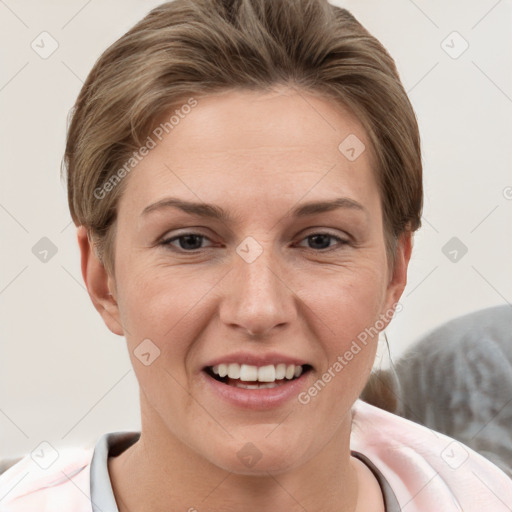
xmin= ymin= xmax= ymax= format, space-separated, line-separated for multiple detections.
xmin=205 ymin=363 xmax=312 ymax=389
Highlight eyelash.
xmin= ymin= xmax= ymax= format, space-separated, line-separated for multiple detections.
xmin=159 ymin=231 xmax=350 ymax=253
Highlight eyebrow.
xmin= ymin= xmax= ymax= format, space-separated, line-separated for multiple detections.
xmin=141 ymin=196 xmax=366 ymax=222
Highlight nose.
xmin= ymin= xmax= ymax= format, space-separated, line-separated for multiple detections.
xmin=218 ymin=243 xmax=296 ymax=339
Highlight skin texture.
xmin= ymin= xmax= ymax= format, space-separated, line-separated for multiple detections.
xmin=78 ymin=86 xmax=412 ymax=512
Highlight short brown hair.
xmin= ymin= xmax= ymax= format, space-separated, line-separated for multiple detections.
xmin=63 ymin=0 xmax=422 ymax=276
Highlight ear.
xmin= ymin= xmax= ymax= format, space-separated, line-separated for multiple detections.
xmin=381 ymin=230 xmax=413 ymax=322
xmin=77 ymin=226 xmax=124 ymax=336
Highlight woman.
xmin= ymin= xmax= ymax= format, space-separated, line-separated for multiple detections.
xmin=1 ymin=0 xmax=511 ymax=510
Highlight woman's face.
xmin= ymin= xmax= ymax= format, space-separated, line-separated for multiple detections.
xmin=87 ymin=87 xmax=410 ymax=474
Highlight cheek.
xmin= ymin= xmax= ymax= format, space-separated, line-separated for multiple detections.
xmin=117 ymin=248 xmax=388 ymax=350
xmin=296 ymin=273 xmax=385 ymax=422
xmin=115 ymin=264 xmax=210 ymax=411
xmin=303 ymin=264 xmax=387 ymax=393
xmin=115 ymin=262 xmax=223 ymax=357
xmin=305 ymin=262 xmax=388 ymax=337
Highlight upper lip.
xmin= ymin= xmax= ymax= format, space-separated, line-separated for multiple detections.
xmin=203 ymin=352 xmax=311 ymax=369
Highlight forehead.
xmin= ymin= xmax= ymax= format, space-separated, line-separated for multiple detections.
xmin=118 ymin=87 xmax=379 ymax=219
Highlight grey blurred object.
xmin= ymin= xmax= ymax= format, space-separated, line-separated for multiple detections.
xmin=362 ymin=305 xmax=512 ymax=478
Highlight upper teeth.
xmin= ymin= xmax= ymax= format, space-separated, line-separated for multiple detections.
xmin=211 ymin=363 xmax=303 ymax=382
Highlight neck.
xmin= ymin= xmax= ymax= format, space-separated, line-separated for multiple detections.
xmin=108 ymin=403 xmax=371 ymax=512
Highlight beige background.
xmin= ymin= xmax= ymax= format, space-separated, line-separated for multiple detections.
xmin=1 ymin=0 xmax=511 ymax=458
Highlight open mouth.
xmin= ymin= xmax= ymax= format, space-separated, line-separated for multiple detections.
xmin=204 ymin=363 xmax=313 ymax=389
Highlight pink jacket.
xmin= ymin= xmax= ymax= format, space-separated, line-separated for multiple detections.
xmin=1 ymin=400 xmax=511 ymax=511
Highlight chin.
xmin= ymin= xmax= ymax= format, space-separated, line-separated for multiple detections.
xmin=201 ymin=432 xmax=311 ymax=476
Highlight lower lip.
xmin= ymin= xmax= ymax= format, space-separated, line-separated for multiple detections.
xmin=201 ymin=370 xmax=310 ymax=410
